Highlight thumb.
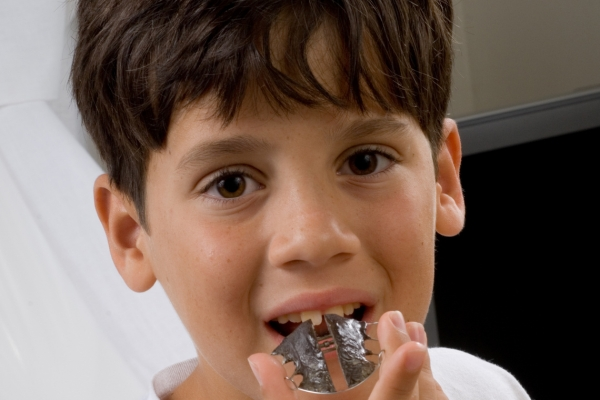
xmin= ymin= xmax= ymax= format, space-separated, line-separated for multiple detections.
xmin=370 ymin=341 xmax=427 ymax=399
xmin=248 ymin=353 xmax=298 ymax=400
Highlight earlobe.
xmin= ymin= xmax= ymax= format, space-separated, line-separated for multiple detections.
xmin=435 ymin=119 xmax=466 ymax=237
xmin=94 ymin=174 xmax=156 ymax=292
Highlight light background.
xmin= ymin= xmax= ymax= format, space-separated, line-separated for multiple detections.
xmin=1 ymin=0 xmax=598 ymax=397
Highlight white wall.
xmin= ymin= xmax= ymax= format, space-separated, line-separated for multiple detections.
xmin=450 ymin=0 xmax=600 ymax=117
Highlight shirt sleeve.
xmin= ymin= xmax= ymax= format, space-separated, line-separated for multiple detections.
xmin=429 ymin=348 xmax=531 ymax=400
xmin=146 ymin=358 xmax=199 ymax=400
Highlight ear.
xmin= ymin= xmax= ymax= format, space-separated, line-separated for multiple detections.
xmin=94 ymin=174 xmax=156 ymax=292
xmin=435 ymin=119 xmax=466 ymax=237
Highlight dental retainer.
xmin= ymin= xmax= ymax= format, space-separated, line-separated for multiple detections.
xmin=272 ymin=314 xmax=381 ymax=394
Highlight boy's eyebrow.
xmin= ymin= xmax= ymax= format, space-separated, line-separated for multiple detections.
xmin=177 ymin=117 xmax=409 ymax=170
xmin=177 ymin=136 xmax=270 ymax=171
xmin=332 ymin=117 xmax=410 ymax=142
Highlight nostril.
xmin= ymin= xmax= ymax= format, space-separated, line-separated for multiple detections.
xmin=267 ymin=227 xmax=360 ymax=268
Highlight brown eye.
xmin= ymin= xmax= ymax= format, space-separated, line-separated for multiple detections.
xmin=339 ymin=148 xmax=394 ymax=176
xmin=204 ymin=170 xmax=262 ymax=200
xmin=216 ymin=175 xmax=246 ymax=198
xmin=348 ymin=152 xmax=378 ymax=175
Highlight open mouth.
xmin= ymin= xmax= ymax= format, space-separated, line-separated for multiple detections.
xmin=269 ymin=303 xmax=367 ymax=337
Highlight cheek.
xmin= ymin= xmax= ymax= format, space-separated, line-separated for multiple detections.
xmin=149 ymin=212 xmax=263 ymax=338
xmin=147 ymin=214 xmax=268 ymax=397
xmin=359 ymin=181 xmax=436 ymax=320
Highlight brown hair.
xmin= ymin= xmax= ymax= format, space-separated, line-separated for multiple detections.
xmin=72 ymin=0 xmax=454 ymax=228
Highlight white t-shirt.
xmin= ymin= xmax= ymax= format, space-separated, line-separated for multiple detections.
xmin=146 ymin=348 xmax=531 ymax=399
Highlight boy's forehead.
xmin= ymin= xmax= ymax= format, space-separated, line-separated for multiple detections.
xmin=171 ymin=108 xmax=413 ymax=171
xmin=164 ymin=12 xmax=420 ymax=166
xmin=178 ymin=111 xmax=414 ymax=169
xmin=171 ymin=99 xmax=413 ymax=142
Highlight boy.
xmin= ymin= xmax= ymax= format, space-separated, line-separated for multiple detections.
xmin=72 ymin=0 xmax=530 ymax=399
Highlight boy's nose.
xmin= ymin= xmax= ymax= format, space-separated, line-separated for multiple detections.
xmin=266 ymin=190 xmax=360 ymax=269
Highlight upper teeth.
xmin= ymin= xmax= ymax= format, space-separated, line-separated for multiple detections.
xmin=275 ymin=302 xmax=361 ymax=325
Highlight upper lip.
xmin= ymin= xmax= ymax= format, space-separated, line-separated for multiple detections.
xmin=263 ymin=288 xmax=376 ymax=322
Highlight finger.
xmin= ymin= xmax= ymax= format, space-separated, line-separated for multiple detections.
xmin=377 ymin=310 xmax=412 ymax=375
xmin=406 ymin=321 xmax=427 ymax=347
xmin=435 ymin=380 xmax=449 ymax=400
xmin=370 ymin=340 xmax=427 ymax=399
xmin=407 ymin=322 xmax=434 ymax=399
xmin=418 ymin=348 xmax=448 ymax=400
xmin=407 ymin=322 xmax=449 ymax=400
xmin=248 ymin=353 xmax=298 ymax=400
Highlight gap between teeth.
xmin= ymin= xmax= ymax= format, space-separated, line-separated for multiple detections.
xmin=275 ymin=302 xmax=361 ymax=325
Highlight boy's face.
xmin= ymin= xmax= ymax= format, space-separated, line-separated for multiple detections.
xmin=99 ymin=99 xmax=464 ymax=398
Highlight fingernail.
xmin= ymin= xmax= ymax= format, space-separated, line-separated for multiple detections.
xmin=248 ymin=358 xmax=262 ymax=386
xmin=389 ymin=311 xmax=407 ymax=334
xmin=407 ymin=323 xmax=427 ymax=345
xmin=405 ymin=344 xmax=426 ymax=372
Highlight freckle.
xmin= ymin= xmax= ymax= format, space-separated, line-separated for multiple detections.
xmin=227 ymin=258 xmax=231 ymax=263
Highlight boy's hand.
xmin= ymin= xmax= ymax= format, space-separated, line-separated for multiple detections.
xmin=248 ymin=311 xmax=448 ymax=399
